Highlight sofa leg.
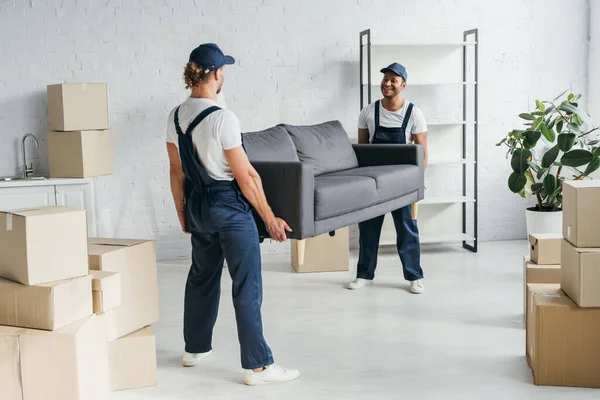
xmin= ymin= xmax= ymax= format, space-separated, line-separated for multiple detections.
xmin=411 ymin=203 xmax=418 ymax=220
xmin=296 ymin=239 xmax=306 ymax=266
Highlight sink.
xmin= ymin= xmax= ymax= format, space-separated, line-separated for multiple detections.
xmin=0 ymin=176 xmax=48 ymax=181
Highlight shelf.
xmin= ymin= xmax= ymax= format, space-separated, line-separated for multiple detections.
xmin=364 ymin=82 xmax=476 ymax=87
xmin=428 ymin=159 xmax=474 ymax=166
xmin=420 ymin=233 xmax=475 ymax=244
xmin=428 ymin=120 xmax=474 ymax=126
xmin=367 ymin=42 xmax=477 ymax=49
xmin=419 ymin=196 xmax=475 ymax=205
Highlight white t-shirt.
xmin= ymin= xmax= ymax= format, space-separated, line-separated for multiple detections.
xmin=358 ymin=100 xmax=427 ymax=143
xmin=166 ymin=97 xmax=242 ymax=181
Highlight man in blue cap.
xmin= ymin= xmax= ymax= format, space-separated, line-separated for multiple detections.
xmin=347 ymin=62 xmax=428 ymax=294
xmin=166 ymin=43 xmax=299 ymax=385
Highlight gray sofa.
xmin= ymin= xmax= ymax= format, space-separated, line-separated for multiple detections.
xmin=242 ymin=120 xmax=425 ymax=241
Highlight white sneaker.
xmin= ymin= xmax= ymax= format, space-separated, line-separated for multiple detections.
xmin=347 ymin=278 xmax=372 ymax=290
xmin=409 ymin=279 xmax=424 ymax=294
xmin=182 ymin=350 xmax=212 ymax=367
xmin=244 ymin=363 xmax=300 ymax=386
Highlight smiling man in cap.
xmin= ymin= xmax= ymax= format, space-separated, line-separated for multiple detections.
xmin=166 ymin=43 xmax=299 ymax=385
xmin=347 ymin=62 xmax=428 ymax=294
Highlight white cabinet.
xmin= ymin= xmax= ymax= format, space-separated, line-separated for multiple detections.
xmin=0 ymin=179 xmax=97 ymax=236
xmin=0 ymin=186 xmax=57 ymax=210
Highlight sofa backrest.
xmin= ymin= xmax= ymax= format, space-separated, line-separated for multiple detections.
xmin=282 ymin=120 xmax=359 ymax=175
xmin=242 ymin=125 xmax=300 ymax=162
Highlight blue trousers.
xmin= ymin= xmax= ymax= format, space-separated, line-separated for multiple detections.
xmin=183 ymin=186 xmax=274 ymax=370
xmin=357 ymin=205 xmax=424 ymax=281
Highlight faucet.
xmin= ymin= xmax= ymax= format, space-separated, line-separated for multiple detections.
xmin=21 ymin=133 xmax=39 ymax=178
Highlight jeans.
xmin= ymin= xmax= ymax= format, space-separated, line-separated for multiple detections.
xmin=356 ymin=205 xmax=424 ymax=281
xmin=183 ymin=186 xmax=274 ymax=370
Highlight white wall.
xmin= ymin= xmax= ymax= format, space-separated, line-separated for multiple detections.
xmin=0 ymin=0 xmax=589 ymax=260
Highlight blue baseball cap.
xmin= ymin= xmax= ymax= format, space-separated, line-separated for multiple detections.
xmin=380 ymin=62 xmax=407 ymax=81
xmin=188 ymin=43 xmax=235 ymax=71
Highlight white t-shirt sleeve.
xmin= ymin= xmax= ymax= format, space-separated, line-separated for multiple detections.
xmin=166 ymin=108 xmax=178 ymax=144
xmin=215 ymin=110 xmax=243 ymax=150
xmin=357 ymin=107 xmax=369 ymax=129
xmin=411 ymin=107 xmax=428 ymax=134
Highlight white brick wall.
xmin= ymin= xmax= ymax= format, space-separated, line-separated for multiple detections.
xmin=0 ymin=0 xmax=589 ymax=260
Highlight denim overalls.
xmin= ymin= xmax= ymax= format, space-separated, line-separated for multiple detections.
xmin=174 ymin=105 xmax=274 ymax=370
xmin=356 ymin=100 xmax=424 ymax=282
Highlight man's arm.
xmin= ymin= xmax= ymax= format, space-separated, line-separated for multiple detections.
xmin=358 ymin=128 xmax=369 ymax=144
xmin=412 ymin=132 xmax=428 ymax=170
xmin=166 ymin=142 xmax=188 ymax=233
xmin=224 ymin=146 xmax=291 ymax=242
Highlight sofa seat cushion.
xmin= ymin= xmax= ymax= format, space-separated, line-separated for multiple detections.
xmin=242 ymin=125 xmax=300 ymax=162
xmin=314 ymin=175 xmax=378 ymax=220
xmin=282 ymin=121 xmax=359 ymax=176
xmin=325 ymin=165 xmax=420 ymax=203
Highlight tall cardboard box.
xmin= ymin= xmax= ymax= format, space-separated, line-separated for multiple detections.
xmin=90 ymin=270 xmax=121 ymax=314
xmin=525 ymin=283 xmax=561 ymax=360
xmin=527 ymin=289 xmax=600 ymax=388
xmin=88 ymin=238 xmax=159 ymax=341
xmin=47 ymin=82 xmax=109 ymax=131
xmin=0 ymin=315 xmax=110 ymax=400
xmin=291 ymin=227 xmax=349 ymax=273
xmin=522 ymin=256 xmax=561 ymax=316
xmin=0 ymin=207 xmax=89 ymax=285
xmin=108 ymin=326 xmax=157 ymax=391
xmin=529 ymin=233 xmax=561 ymax=265
xmin=0 ymin=275 xmax=92 ymax=330
xmin=561 ymin=239 xmax=600 ymax=307
xmin=47 ymin=130 xmax=114 ymax=178
xmin=563 ymin=180 xmax=600 ymax=247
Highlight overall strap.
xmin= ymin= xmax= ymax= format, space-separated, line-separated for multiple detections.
xmin=400 ymin=102 xmax=414 ymax=132
xmin=374 ymin=100 xmax=381 ymax=129
xmin=174 ymin=105 xmax=222 ymax=137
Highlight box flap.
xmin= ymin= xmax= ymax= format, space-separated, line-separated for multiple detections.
xmin=564 ymin=180 xmax=600 ymax=189
xmin=118 ymin=326 xmax=154 ymax=340
xmin=533 ymin=290 xmax=575 ymax=308
xmin=528 ymin=234 xmax=538 ymax=246
xmin=89 ymin=270 xmax=119 ymax=291
xmin=0 ymin=206 xmax=82 ymax=218
xmin=88 ymin=238 xmax=150 ymax=247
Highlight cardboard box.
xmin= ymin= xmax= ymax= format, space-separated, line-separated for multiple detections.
xmin=291 ymin=227 xmax=350 ymax=273
xmin=525 ymin=283 xmax=560 ymax=359
xmin=47 ymin=130 xmax=114 ymax=178
xmin=529 ymin=233 xmax=561 ymax=265
xmin=108 ymin=326 xmax=157 ymax=391
xmin=90 ymin=270 xmax=121 ymax=314
xmin=563 ymin=180 xmax=600 ymax=247
xmin=522 ymin=256 xmax=561 ymax=316
xmin=561 ymin=239 xmax=600 ymax=307
xmin=526 ymin=288 xmax=600 ymax=388
xmin=47 ymin=82 xmax=109 ymax=131
xmin=88 ymin=238 xmax=159 ymax=341
xmin=0 ymin=275 xmax=92 ymax=331
xmin=0 ymin=315 xmax=110 ymax=400
xmin=0 ymin=207 xmax=89 ymax=285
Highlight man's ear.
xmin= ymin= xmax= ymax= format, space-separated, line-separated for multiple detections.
xmin=214 ymin=67 xmax=224 ymax=81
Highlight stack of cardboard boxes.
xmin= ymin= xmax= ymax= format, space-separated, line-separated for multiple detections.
xmin=0 ymin=82 xmax=160 ymax=399
xmin=526 ymin=180 xmax=600 ymax=388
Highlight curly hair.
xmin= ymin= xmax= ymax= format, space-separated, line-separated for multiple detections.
xmin=183 ymin=62 xmax=213 ymax=89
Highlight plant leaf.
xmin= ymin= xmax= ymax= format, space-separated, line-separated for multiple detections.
xmin=537 ymin=167 xmax=548 ymax=180
xmin=557 ymin=120 xmax=564 ymax=133
xmin=558 ymin=133 xmax=576 ymax=152
xmin=543 ymin=174 xmax=557 ymax=195
xmin=542 ymin=145 xmax=560 ymax=168
xmin=511 ymin=149 xmax=532 ymax=173
xmin=544 ymin=105 xmax=556 ymax=115
xmin=524 ymin=131 xmax=542 ymax=149
xmin=561 ymin=149 xmax=594 ymax=167
xmin=584 ymin=157 xmax=600 ymax=176
xmin=496 ymin=138 xmax=507 ymax=146
xmin=519 ymin=113 xmax=535 ymax=121
xmin=567 ymin=123 xmax=581 ymax=133
xmin=553 ymin=89 xmax=568 ymax=101
xmin=508 ymin=172 xmax=527 ymax=193
xmin=594 ymin=147 xmax=600 ymax=157
xmin=540 ymin=123 xmax=554 ymax=142
xmin=531 ymin=182 xmax=543 ymax=192
xmin=559 ymin=103 xmax=578 ymax=114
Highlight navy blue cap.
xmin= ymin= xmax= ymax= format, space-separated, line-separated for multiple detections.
xmin=188 ymin=43 xmax=235 ymax=71
xmin=380 ymin=62 xmax=407 ymax=81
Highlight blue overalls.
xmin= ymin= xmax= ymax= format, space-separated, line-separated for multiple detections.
xmin=356 ymin=100 xmax=424 ymax=281
xmin=174 ymin=105 xmax=274 ymax=370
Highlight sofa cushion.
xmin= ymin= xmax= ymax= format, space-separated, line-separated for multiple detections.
xmin=282 ymin=121 xmax=359 ymax=176
xmin=325 ymin=165 xmax=420 ymax=203
xmin=314 ymin=175 xmax=378 ymax=220
xmin=242 ymin=125 xmax=300 ymax=162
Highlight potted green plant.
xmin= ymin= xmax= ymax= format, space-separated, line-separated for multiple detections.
xmin=497 ymin=91 xmax=600 ymax=235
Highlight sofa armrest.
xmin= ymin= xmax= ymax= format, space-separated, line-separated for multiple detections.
xmin=352 ymin=144 xmax=424 ymax=167
xmin=251 ymin=161 xmax=315 ymax=240
xmin=353 ymin=144 xmax=425 ymax=200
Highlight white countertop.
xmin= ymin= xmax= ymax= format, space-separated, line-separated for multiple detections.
xmin=0 ymin=177 xmax=93 ymax=188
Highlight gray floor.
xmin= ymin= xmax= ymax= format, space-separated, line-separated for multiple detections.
xmin=112 ymin=240 xmax=599 ymax=399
